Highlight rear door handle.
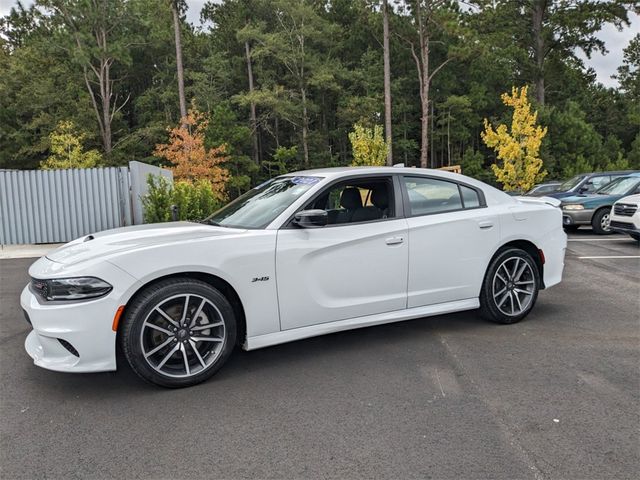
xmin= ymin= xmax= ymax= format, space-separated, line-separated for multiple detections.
xmin=478 ymin=221 xmax=494 ymax=230
xmin=385 ymin=236 xmax=404 ymax=245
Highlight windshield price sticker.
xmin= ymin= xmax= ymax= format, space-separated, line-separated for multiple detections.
xmin=291 ymin=176 xmax=320 ymax=185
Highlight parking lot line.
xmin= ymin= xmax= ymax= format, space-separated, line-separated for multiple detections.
xmin=578 ymin=255 xmax=640 ymax=259
xmin=568 ymin=238 xmax=633 ymax=242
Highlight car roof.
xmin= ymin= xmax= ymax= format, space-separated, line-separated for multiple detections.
xmin=281 ymin=166 xmax=512 ymax=205
xmin=285 ymin=166 xmax=467 ymax=181
xmin=586 ymin=170 xmax=639 ymax=176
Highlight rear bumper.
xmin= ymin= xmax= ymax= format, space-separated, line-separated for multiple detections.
xmin=539 ymin=227 xmax=567 ymax=290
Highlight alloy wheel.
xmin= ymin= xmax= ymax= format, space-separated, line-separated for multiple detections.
xmin=492 ymin=256 xmax=536 ymax=317
xmin=140 ymin=294 xmax=226 ymax=378
xmin=601 ymin=212 xmax=611 ymax=232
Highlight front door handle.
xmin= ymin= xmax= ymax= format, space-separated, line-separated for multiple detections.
xmin=385 ymin=236 xmax=404 ymax=245
xmin=478 ymin=221 xmax=494 ymax=230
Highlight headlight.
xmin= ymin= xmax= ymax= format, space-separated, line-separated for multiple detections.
xmin=562 ymin=204 xmax=584 ymax=210
xmin=30 ymin=277 xmax=112 ymax=301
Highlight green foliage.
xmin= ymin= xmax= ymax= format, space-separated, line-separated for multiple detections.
xmin=142 ymin=175 xmax=174 ymax=223
xmin=461 ymin=147 xmax=493 ymax=184
xmin=0 ymin=0 xmax=637 ymax=191
xmin=40 ymin=121 xmax=102 ymax=170
xmin=628 ymin=134 xmax=640 ymax=169
xmin=540 ymin=102 xmax=605 ymax=177
xmin=142 ymin=175 xmax=222 ymax=223
xmin=348 ymin=124 xmax=389 ymax=166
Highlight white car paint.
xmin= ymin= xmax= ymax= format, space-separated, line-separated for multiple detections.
xmin=609 ymin=194 xmax=640 ymax=239
xmin=21 ymin=167 xmax=567 ymax=373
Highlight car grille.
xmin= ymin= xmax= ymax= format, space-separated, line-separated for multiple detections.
xmin=613 ymin=203 xmax=638 ymax=216
xmin=610 ymin=220 xmax=634 ymax=230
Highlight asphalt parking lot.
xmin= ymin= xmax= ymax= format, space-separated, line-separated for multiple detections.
xmin=1 ymin=232 xmax=639 ymax=479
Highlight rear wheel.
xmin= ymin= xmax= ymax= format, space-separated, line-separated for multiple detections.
xmin=121 ymin=278 xmax=236 ymax=388
xmin=479 ymin=248 xmax=540 ymax=324
xmin=591 ymin=208 xmax=613 ymax=235
xmin=630 ymin=233 xmax=640 ymax=242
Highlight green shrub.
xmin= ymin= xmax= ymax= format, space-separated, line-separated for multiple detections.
xmin=142 ymin=175 xmax=223 ymax=223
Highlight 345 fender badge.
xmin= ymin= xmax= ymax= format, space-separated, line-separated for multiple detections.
xmin=251 ymin=276 xmax=270 ymax=283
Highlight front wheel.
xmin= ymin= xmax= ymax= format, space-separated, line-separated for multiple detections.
xmin=591 ymin=208 xmax=613 ymax=235
xmin=121 ymin=278 xmax=237 ymax=388
xmin=479 ymin=248 xmax=540 ymax=324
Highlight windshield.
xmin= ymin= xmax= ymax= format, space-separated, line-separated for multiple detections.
xmin=595 ymin=177 xmax=639 ymax=196
xmin=560 ymin=175 xmax=585 ymax=190
xmin=204 ymin=176 xmax=321 ymax=229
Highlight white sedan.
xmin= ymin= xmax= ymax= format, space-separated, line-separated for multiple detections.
xmin=21 ymin=167 xmax=567 ymax=387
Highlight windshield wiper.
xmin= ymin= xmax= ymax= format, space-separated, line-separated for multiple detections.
xmin=197 ymin=219 xmax=221 ymax=226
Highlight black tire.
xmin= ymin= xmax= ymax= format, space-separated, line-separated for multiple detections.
xmin=630 ymin=233 xmax=640 ymax=242
xmin=120 ymin=278 xmax=237 ymax=388
xmin=479 ymin=248 xmax=540 ymax=324
xmin=563 ymin=225 xmax=579 ymax=232
xmin=591 ymin=208 xmax=613 ymax=235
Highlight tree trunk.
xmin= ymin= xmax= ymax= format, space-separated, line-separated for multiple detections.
xmin=430 ymin=99 xmax=434 ymax=168
xmin=382 ymin=0 xmax=393 ymax=165
xmin=244 ymin=40 xmax=259 ymax=164
xmin=532 ymin=0 xmax=545 ymax=105
xmin=447 ymin=108 xmax=451 ymax=166
xmin=416 ymin=1 xmax=429 ymax=169
xmin=419 ymin=35 xmax=430 ymax=169
xmin=301 ymin=87 xmax=310 ymax=166
xmin=171 ymin=1 xmax=188 ymax=122
xmin=101 ymin=59 xmax=112 ymax=154
xmin=61 ymin=2 xmax=129 ymax=156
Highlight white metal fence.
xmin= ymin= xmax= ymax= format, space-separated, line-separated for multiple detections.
xmin=0 ymin=162 xmax=171 ymax=245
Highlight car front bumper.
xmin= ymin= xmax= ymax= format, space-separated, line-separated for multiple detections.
xmin=21 ymin=258 xmax=137 ymax=373
xmin=609 ymin=219 xmax=640 ymax=236
xmin=562 ymin=208 xmax=594 ymax=226
xmin=21 ymin=285 xmax=121 ymax=372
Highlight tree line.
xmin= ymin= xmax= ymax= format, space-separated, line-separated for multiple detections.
xmin=1 ymin=0 xmax=639 ymax=196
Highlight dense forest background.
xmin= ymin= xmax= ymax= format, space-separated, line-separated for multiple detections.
xmin=1 ymin=0 xmax=639 ymax=196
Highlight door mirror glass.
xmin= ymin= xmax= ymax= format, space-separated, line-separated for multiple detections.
xmin=293 ymin=209 xmax=328 ymax=228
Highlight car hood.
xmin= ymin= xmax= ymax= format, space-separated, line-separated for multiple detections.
xmin=562 ymin=193 xmax=619 ymax=206
xmin=46 ymin=222 xmax=244 ymax=266
xmin=615 ymin=194 xmax=640 ymax=205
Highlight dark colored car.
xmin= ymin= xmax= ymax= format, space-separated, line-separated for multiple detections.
xmin=524 ymin=181 xmax=562 ymax=197
xmin=561 ymin=173 xmax=640 ymax=234
xmin=548 ymin=171 xmax=638 ymax=200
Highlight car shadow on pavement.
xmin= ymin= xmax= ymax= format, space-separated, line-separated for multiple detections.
xmin=19 ymin=310 xmax=487 ymax=394
xmin=20 ymin=299 xmax=568 ymax=396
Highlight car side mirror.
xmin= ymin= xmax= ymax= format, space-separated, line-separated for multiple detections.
xmin=293 ymin=209 xmax=328 ymax=228
xmin=578 ymin=186 xmax=588 ymax=193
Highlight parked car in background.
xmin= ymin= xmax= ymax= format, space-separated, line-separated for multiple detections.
xmin=524 ymin=181 xmax=562 ymax=197
xmin=21 ymin=167 xmax=567 ymax=388
xmin=548 ymin=171 xmax=637 ymax=200
xmin=561 ymin=173 xmax=640 ymax=234
xmin=609 ymin=194 xmax=640 ymax=241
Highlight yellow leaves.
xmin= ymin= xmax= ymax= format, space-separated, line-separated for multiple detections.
xmin=40 ymin=120 xmax=102 ymax=170
xmin=481 ymin=86 xmax=548 ymax=192
xmin=154 ymin=108 xmax=229 ymax=202
xmin=348 ymin=123 xmax=389 ymax=166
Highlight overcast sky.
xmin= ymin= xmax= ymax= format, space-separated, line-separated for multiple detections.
xmin=0 ymin=0 xmax=637 ymax=88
